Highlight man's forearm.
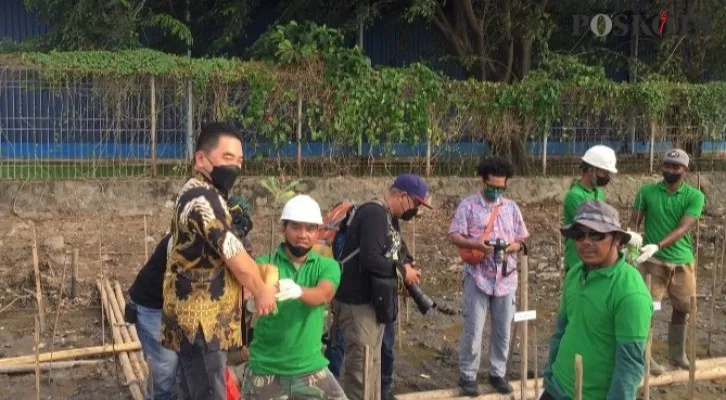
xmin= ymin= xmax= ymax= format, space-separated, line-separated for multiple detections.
xmin=607 ymin=341 xmax=646 ymax=400
xmin=448 ymin=233 xmax=480 ymax=250
xmin=226 ymin=253 xmax=267 ymax=296
xmin=657 ymin=220 xmax=697 ymax=249
xmin=300 ymin=284 xmax=334 ymax=307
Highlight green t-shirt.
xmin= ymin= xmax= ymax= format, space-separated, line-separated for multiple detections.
xmin=552 ymin=257 xmax=653 ymax=399
xmin=562 ymin=180 xmax=605 ymax=271
xmin=633 ymin=181 xmax=705 ymax=264
xmin=249 ymin=245 xmax=341 ymax=376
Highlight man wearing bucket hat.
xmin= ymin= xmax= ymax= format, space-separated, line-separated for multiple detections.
xmin=562 ymin=145 xmax=640 ymax=273
xmin=627 ymin=148 xmax=705 ymax=376
xmin=541 ymin=200 xmax=653 ymax=400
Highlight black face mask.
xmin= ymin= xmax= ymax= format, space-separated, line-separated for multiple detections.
xmin=286 ymin=241 xmax=312 ymax=258
xmin=663 ymin=172 xmax=681 ymax=184
xmin=401 ymin=207 xmax=418 ymax=221
xmin=595 ymin=175 xmax=611 ymax=187
xmin=209 ymin=164 xmax=241 ymax=195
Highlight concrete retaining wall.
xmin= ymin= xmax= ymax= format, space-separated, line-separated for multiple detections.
xmin=1 ymin=172 xmax=724 ymax=217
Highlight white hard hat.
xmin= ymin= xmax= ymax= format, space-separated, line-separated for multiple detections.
xmin=279 ymin=194 xmax=324 ymax=225
xmin=582 ymin=145 xmax=618 ymax=173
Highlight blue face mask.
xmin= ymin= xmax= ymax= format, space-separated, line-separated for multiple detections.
xmin=484 ymin=186 xmax=505 ymax=201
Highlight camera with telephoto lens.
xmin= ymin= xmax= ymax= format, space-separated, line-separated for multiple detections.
xmin=396 ymin=262 xmax=436 ymax=315
xmin=486 ymin=238 xmax=509 ymax=265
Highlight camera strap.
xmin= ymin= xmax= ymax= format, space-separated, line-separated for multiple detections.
xmin=479 ymin=204 xmax=502 ymax=243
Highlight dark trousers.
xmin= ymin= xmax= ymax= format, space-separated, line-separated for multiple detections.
xmin=176 ymin=334 xmax=228 ymax=400
xmin=539 ymin=390 xmax=556 ymax=400
xmin=326 ymin=321 xmax=396 ymax=390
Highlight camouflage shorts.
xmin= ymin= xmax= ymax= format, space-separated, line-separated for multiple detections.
xmin=242 ymin=367 xmax=347 ymax=400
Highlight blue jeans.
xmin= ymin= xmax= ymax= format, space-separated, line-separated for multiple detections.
xmin=326 ymin=320 xmax=396 ymax=390
xmin=135 ymin=303 xmax=180 ymax=400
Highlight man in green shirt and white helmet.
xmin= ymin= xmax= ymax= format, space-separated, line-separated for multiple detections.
xmin=243 ymin=194 xmax=346 ymax=399
xmin=562 ymin=145 xmax=640 ymax=273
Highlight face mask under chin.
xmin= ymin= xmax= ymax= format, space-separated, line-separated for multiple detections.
xmin=662 ymin=171 xmax=681 ymax=184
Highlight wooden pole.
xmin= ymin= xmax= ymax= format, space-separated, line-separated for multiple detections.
xmin=96 ymin=281 xmax=144 ymax=400
xmin=708 ymin=235 xmax=718 ymax=356
xmin=101 ymin=279 xmax=147 ymax=380
xmin=689 ymin=296 xmax=697 ymax=399
xmin=644 ymin=274 xmax=653 ymax=400
xmin=363 ymin=345 xmax=370 ymax=400
xmin=150 ymin=76 xmax=157 ymax=177
xmin=520 ymin=251 xmax=529 ymax=400
xmin=70 ymin=248 xmax=79 ymax=299
xmin=0 ymin=360 xmax=105 ymax=374
xmin=533 ymin=266 xmax=539 ymax=398
xmin=0 ymin=342 xmax=141 ymax=366
xmin=99 ymin=239 xmax=105 ymax=348
xmin=112 ymin=280 xmax=147 ymax=376
xmin=49 ymin=254 xmax=69 ymax=383
xmin=143 ymin=215 xmax=149 ymax=260
xmin=31 ymin=223 xmax=45 ymax=333
xmin=574 ymin=354 xmax=583 ymax=400
xmin=34 ymin=316 xmax=40 ymax=400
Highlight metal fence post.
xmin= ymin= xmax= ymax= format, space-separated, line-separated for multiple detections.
xmin=186 ymin=79 xmax=194 ymax=160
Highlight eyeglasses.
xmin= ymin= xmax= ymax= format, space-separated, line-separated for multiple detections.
xmin=571 ymin=230 xmax=608 ymax=242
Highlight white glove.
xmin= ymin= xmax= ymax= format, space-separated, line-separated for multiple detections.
xmin=636 ymin=244 xmax=660 ymax=265
xmin=626 ymin=231 xmax=643 ymax=248
xmin=276 ymin=279 xmax=303 ymax=302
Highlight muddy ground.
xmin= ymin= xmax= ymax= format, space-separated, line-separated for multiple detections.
xmin=0 ymin=202 xmax=725 ymax=400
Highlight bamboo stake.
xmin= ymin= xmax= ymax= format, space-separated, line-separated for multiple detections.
xmin=708 ymin=234 xmax=719 ymax=356
xmin=363 ymin=345 xmax=370 ymax=400
xmin=574 ymin=354 xmax=583 ymax=400
xmin=533 ymin=266 xmax=539 ymax=398
xmin=143 ymin=215 xmax=149 ymax=260
xmin=0 ymin=342 xmax=141 ymax=366
xmin=112 ymin=280 xmax=148 ymax=377
xmin=644 ymin=274 xmax=653 ymax=400
xmin=0 ymin=360 xmax=104 ymax=374
xmin=70 ymin=248 xmax=79 ymax=299
xmin=101 ymin=279 xmax=147 ymax=381
xmin=99 ymin=239 xmax=105 ymax=348
xmin=520 ymin=250 xmax=529 ymax=400
xmin=689 ymin=296 xmax=697 ymax=399
xmin=96 ymin=281 xmax=144 ymax=400
xmin=34 ymin=316 xmax=40 ymax=400
xmin=31 ymin=222 xmax=45 ymax=333
xmin=49 ymin=253 xmax=69 ymax=383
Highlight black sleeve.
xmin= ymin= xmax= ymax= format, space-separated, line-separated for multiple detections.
xmin=149 ymin=234 xmax=171 ymax=270
xmin=356 ymin=204 xmax=396 ymax=279
xmin=400 ymin=239 xmax=414 ymax=264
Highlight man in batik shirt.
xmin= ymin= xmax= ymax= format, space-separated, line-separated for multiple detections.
xmin=161 ymin=122 xmax=277 ymax=400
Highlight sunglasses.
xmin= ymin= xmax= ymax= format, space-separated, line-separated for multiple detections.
xmin=571 ymin=230 xmax=608 ymax=242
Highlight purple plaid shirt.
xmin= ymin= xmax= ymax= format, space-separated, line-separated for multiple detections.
xmin=448 ymin=192 xmax=530 ymax=297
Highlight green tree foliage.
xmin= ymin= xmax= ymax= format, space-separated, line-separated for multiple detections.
xmin=23 ymin=0 xmax=257 ymax=56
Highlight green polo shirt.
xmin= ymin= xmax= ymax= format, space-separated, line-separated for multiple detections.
xmin=562 ymin=180 xmax=605 ymax=271
xmin=552 ymin=257 xmax=653 ymax=399
xmin=634 ymin=181 xmax=705 ymax=264
xmin=249 ymin=245 xmax=341 ymax=376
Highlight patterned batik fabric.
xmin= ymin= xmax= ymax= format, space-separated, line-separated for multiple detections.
xmin=161 ymin=172 xmax=247 ymax=353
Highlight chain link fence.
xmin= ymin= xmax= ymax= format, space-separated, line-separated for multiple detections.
xmin=1 ymin=66 xmax=724 ymax=180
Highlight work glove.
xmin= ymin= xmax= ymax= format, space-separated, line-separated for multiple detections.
xmin=276 ymin=279 xmax=303 ymax=302
xmin=636 ymin=244 xmax=659 ymax=265
xmin=625 ymin=230 xmax=643 ymax=248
